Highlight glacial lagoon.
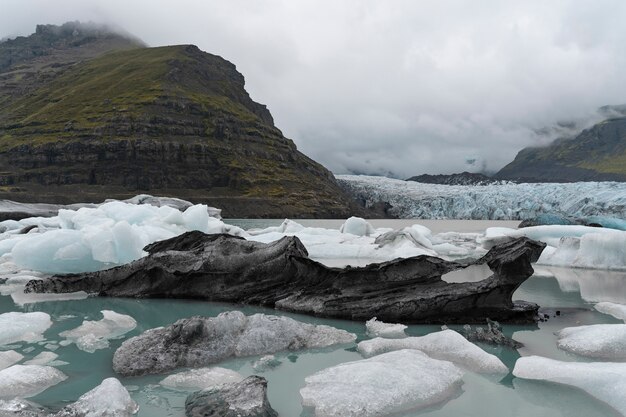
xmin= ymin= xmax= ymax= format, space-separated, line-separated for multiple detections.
xmin=0 ymin=219 xmax=624 ymax=417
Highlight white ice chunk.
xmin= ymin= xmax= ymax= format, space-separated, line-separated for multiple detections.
xmin=58 ymin=377 xmax=139 ymax=417
xmin=183 ymin=204 xmax=210 ymax=233
xmin=0 ymin=351 xmax=23 ymax=371
xmin=60 ymin=310 xmax=137 ymax=353
xmin=556 ymin=324 xmax=626 ymax=359
xmin=23 ymin=351 xmax=58 ymax=366
xmin=358 ymin=329 xmax=508 ymax=374
xmin=300 ymin=349 xmax=463 ymax=417
xmin=339 ymin=217 xmax=375 ymax=236
xmin=160 ymin=367 xmax=244 ymax=391
xmin=0 ymin=312 xmax=52 ymax=346
xmin=11 ymin=290 xmax=89 ymax=306
xmin=0 ymin=365 xmax=67 ymax=399
xmin=513 ymin=356 xmax=626 ymax=416
xmin=365 ymin=317 xmax=407 ymax=339
xmin=595 ymin=302 xmax=626 ymax=322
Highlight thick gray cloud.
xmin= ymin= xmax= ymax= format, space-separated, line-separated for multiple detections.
xmin=3 ymin=0 xmax=626 ymax=177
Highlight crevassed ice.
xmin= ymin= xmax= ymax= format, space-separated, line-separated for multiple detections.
xmin=337 ymin=175 xmax=626 ymax=220
xmin=0 ymin=312 xmax=52 ymax=346
xmin=0 ymin=364 xmax=67 ymax=399
xmin=160 ymin=367 xmax=244 ymax=391
xmin=595 ymin=302 xmax=626 ymax=322
xmin=365 ymin=317 xmax=407 ymax=339
xmin=513 ymin=356 xmax=626 ymax=416
xmin=60 ymin=310 xmax=137 ymax=353
xmin=357 ymin=329 xmax=508 ymax=374
xmin=56 ymin=377 xmax=139 ymax=417
xmin=556 ymin=324 xmax=626 ymax=359
xmin=300 ymin=349 xmax=463 ymax=417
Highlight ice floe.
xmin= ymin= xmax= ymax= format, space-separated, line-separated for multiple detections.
xmin=513 ymin=356 xmax=626 ymax=416
xmin=0 ymin=351 xmax=23 ymax=371
xmin=0 ymin=312 xmax=52 ymax=346
xmin=0 ymin=365 xmax=67 ymax=399
xmin=365 ymin=317 xmax=407 ymax=339
xmin=160 ymin=367 xmax=244 ymax=391
xmin=556 ymin=324 xmax=626 ymax=359
xmin=357 ymin=329 xmax=508 ymax=374
xmin=59 ymin=310 xmax=136 ymax=353
xmin=300 ymin=349 xmax=463 ymax=417
xmin=595 ymin=302 xmax=626 ymax=322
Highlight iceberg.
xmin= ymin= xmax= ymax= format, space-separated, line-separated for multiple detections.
xmin=55 ymin=377 xmax=138 ymax=417
xmin=113 ymin=311 xmax=356 ymax=376
xmin=0 ymin=351 xmax=23 ymax=371
xmin=0 ymin=365 xmax=67 ymax=399
xmin=595 ymin=302 xmax=626 ymax=322
xmin=365 ymin=317 xmax=407 ymax=339
xmin=300 ymin=349 xmax=463 ymax=417
xmin=357 ymin=329 xmax=508 ymax=374
xmin=160 ymin=367 xmax=244 ymax=391
xmin=556 ymin=324 xmax=626 ymax=359
xmin=513 ymin=356 xmax=626 ymax=416
xmin=60 ymin=310 xmax=137 ymax=353
xmin=339 ymin=217 xmax=375 ymax=236
xmin=0 ymin=312 xmax=52 ymax=346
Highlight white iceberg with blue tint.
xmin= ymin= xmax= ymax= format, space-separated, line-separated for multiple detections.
xmin=0 ymin=312 xmax=52 ymax=346
xmin=513 ymin=356 xmax=626 ymax=416
xmin=57 ymin=377 xmax=139 ymax=417
xmin=556 ymin=324 xmax=626 ymax=359
xmin=160 ymin=367 xmax=244 ymax=391
xmin=357 ymin=329 xmax=508 ymax=374
xmin=59 ymin=310 xmax=137 ymax=353
xmin=595 ymin=302 xmax=626 ymax=322
xmin=339 ymin=217 xmax=375 ymax=236
xmin=0 ymin=364 xmax=67 ymax=399
xmin=300 ymin=349 xmax=463 ymax=417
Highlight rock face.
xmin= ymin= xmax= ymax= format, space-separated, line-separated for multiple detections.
xmin=111 ymin=311 xmax=356 ymax=376
xmin=496 ymin=113 xmax=626 ymax=182
xmin=27 ymin=231 xmax=545 ymax=324
xmin=0 ymin=23 xmax=364 ymax=218
xmin=406 ymin=171 xmax=503 ymax=185
xmin=185 ymin=376 xmax=278 ymax=417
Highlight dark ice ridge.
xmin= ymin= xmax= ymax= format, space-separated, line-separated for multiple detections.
xmin=25 ymin=231 xmax=545 ymax=325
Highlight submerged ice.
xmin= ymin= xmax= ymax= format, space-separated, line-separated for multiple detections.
xmin=59 ymin=310 xmax=137 ymax=353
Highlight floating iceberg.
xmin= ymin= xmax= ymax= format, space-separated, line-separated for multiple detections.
xmin=300 ymin=349 xmax=463 ymax=417
xmin=23 ymin=352 xmax=59 ymax=366
xmin=0 ymin=351 xmax=23 ymax=371
xmin=357 ymin=329 xmax=508 ymax=374
xmin=0 ymin=365 xmax=67 ymax=399
xmin=60 ymin=310 xmax=137 ymax=353
xmin=113 ymin=311 xmax=356 ymax=376
xmin=595 ymin=302 xmax=626 ymax=322
xmin=160 ymin=367 xmax=244 ymax=391
xmin=556 ymin=324 xmax=626 ymax=359
xmin=365 ymin=317 xmax=407 ymax=339
xmin=513 ymin=356 xmax=626 ymax=416
xmin=0 ymin=201 xmax=243 ymax=274
xmin=337 ymin=175 xmax=626 ymax=220
xmin=55 ymin=377 xmax=138 ymax=417
xmin=0 ymin=312 xmax=52 ymax=346
xmin=339 ymin=217 xmax=375 ymax=236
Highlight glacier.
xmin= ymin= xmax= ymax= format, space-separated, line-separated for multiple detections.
xmin=337 ymin=175 xmax=626 ymax=220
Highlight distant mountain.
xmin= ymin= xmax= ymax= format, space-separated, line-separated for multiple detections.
xmin=496 ymin=107 xmax=626 ymax=182
xmin=406 ymin=172 xmax=503 ymax=186
xmin=0 ymin=22 xmax=365 ymax=218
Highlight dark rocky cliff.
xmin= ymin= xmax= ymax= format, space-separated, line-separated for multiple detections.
xmin=0 ymin=23 xmax=365 ymax=217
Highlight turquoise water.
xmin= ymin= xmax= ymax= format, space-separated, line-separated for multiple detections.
xmin=0 ymin=219 xmax=624 ymax=416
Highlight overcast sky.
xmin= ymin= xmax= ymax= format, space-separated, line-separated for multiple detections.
xmin=3 ymin=1 xmax=626 ymax=177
